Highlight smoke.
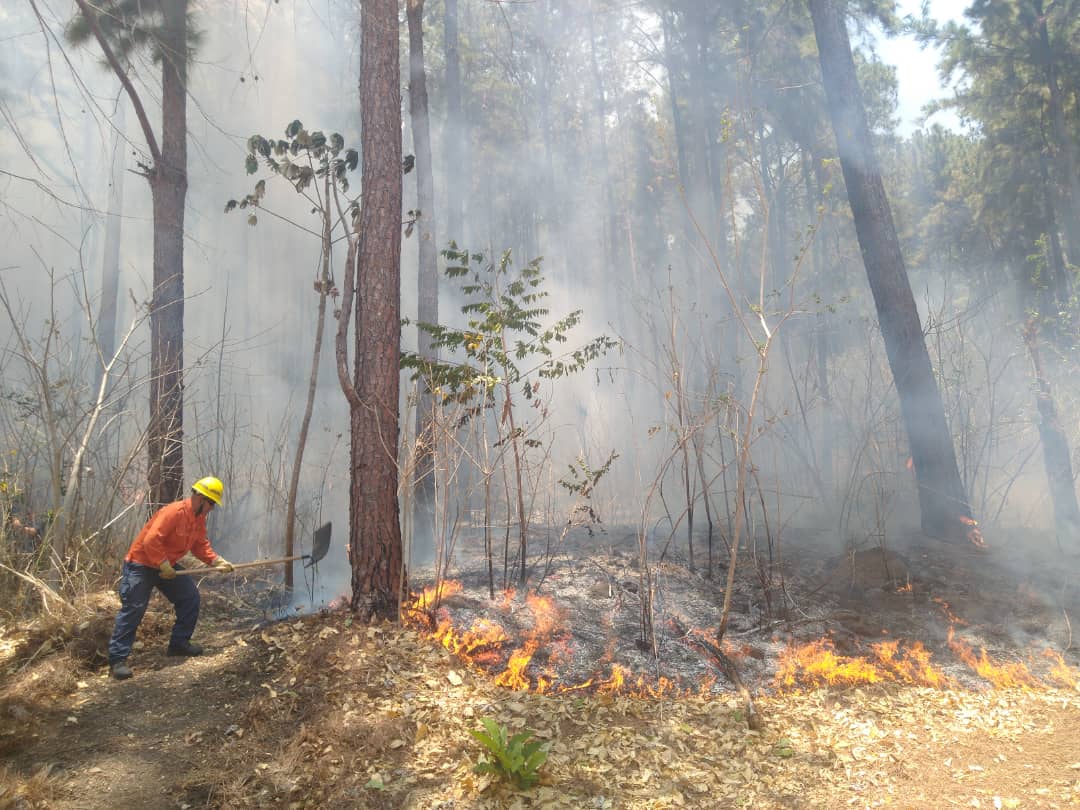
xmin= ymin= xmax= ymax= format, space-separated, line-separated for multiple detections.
xmin=0 ymin=0 xmax=1071 ymax=610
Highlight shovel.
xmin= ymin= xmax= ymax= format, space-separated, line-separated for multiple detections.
xmin=177 ymin=521 xmax=332 ymax=575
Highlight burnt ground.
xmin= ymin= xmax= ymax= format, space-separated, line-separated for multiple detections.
xmin=1 ymin=525 xmax=1079 ymax=809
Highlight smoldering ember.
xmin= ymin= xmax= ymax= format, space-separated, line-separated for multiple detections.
xmin=3 ymin=1 xmax=1080 ymax=808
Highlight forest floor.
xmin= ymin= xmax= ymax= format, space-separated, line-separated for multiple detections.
xmin=2 ymin=525 xmax=1080 ymax=809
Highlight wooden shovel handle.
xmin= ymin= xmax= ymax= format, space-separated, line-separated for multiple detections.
xmin=175 ymin=555 xmax=307 ymax=575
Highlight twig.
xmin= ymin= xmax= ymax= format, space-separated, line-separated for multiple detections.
xmin=0 ymin=563 xmax=73 ymax=613
xmin=672 ymin=618 xmax=764 ymax=731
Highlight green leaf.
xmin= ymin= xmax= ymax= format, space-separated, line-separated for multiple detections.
xmin=245 ymin=155 xmax=258 ymax=174
xmin=286 ymin=119 xmax=303 ymax=138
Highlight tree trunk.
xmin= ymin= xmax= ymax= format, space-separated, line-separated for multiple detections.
xmin=284 ymin=175 xmax=333 ymax=590
xmin=587 ymin=0 xmax=619 ymax=273
xmin=95 ymin=98 xmax=125 ymax=393
xmin=350 ymin=0 xmax=405 ymax=620
xmin=1036 ymin=0 xmax=1080 ymax=266
xmin=1022 ymin=320 xmax=1080 ymax=546
xmin=147 ymin=0 xmax=188 ymax=507
xmin=808 ymin=0 xmax=976 ymax=542
xmin=407 ymin=0 xmax=439 ymax=558
xmin=443 ymin=0 xmax=464 ymax=244
xmin=662 ymin=10 xmax=689 ymax=193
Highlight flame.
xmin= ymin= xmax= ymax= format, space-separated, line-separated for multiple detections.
xmin=408 ymin=581 xmax=1080 ymax=698
xmin=776 ymin=638 xmax=949 ymax=689
xmin=433 ymin=617 xmax=509 ymax=664
xmin=957 ymin=515 xmax=987 ymax=548
xmin=410 ymin=580 xmax=463 ymax=612
xmin=947 ymin=628 xmax=1040 ymax=689
xmin=933 ymin=597 xmax=967 ymax=625
xmin=777 ymin=640 xmax=883 ymax=687
xmin=871 ymin=639 xmax=949 ymax=687
xmin=494 ymin=639 xmax=538 ymax=690
xmin=1041 ymin=649 xmax=1080 ymax=689
xmin=405 ymin=580 xmax=711 ymax=696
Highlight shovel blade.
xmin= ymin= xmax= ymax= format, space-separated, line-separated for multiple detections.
xmin=306 ymin=521 xmax=331 ymax=567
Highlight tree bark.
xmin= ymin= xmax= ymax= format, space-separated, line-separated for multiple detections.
xmin=350 ymin=0 xmax=406 ymax=620
xmin=69 ymin=0 xmax=188 ymax=508
xmin=443 ymin=0 xmax=464 ymax=244
xmin=809 ymin=0 xmax=977 ymax=542
xmin=147 ymin=0 xmax=188 ymax=507
xmin=407 ymin=0 xmax=439 ymax=557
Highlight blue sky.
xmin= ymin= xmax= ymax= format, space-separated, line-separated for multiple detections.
xmin=875 ymin=0 xmax=971 ymax=134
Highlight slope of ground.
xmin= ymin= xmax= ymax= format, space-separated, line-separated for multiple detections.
xmin=2 ymin=584 xmax=1080 ymax=809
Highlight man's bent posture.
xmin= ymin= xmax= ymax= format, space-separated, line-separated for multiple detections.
xmin=107 ymin=477 xmax=233 ymax=680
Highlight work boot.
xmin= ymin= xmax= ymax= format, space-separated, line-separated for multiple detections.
xmin=110 ymin=661 xmax=133 ymax=680
xmin=166 ymin=640 xmax=204 ymax=657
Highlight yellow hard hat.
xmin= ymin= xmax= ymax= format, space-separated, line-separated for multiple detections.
xmin=191 ymin=476 xmax=224 ymax=505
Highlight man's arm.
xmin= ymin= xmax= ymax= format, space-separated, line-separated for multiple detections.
xmin=189 ymin=523 xmax=219 ymax=566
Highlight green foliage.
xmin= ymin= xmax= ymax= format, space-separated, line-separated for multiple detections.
xmin=226 ymin=120 xmax=360 ymax=214
xmin=559 ymin=451 xmax=618 ymax=499
xmin=65 ymin=0 xmax=204 ymax=67
xmin=469 ymin=718 xmax=549 ymax=789
xmin=400 ymin=247 xmax=618 ymax=408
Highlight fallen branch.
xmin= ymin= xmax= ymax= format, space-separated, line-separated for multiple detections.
xmin=0 ymin=563 xmax=74 ymax=614
xmin=672 ymin=618 xmax=764 ymax=731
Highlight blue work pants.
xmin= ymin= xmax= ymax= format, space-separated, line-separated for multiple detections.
xmin=107 ymin=561 xmax=200 ymax=663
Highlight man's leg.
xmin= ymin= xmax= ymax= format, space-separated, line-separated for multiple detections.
xmin=107 ymin=562 xmax=156 ymax=675
xmin=157 ymin=571 xmax=202 ymax=654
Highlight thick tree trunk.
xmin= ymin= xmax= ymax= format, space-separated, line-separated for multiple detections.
xmin=147 ymin=0 xmax=188 ymax=507
xmin=443 ymin=0 xmax=464 ymax=245
xmin=809 ymin=0 xmax=977 ymax=542
xmin=351 ymin=0 xmax=405 ymax=620
xmin=407 ymin=0 xmax=439 ymax=557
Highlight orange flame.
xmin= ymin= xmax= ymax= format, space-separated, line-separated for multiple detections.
xmin=1041 ymin=649 xmax=1079 ymax=689
xmin=933 ymin=597 xmax=967 ymax=626
xmin=494 ymin=639 xmax=539 ymax=690
xmin=947 ymin=628 xmax=1040 ymax=689
xmin=957 ymin=515 xmax=987 ymax=548
xmin=776 ymin=638 xmax=949 ymax=689
xmin=409 ymin=580 xmax=463 ymax=612
xmin=405 ymin=581 xmax=713 ymax=697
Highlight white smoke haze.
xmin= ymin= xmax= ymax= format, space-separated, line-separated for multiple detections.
xmin=0 ymin=0 xmax=1069 ymax=611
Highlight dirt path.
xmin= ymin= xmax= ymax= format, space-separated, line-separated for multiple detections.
xmin=1 ymin=593 xmax=273 ymax=809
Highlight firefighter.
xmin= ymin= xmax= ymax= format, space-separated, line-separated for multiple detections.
xmin=107 ymin=477 xmax=234 ymax=680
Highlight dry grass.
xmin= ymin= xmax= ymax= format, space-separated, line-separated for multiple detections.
xmin=0 ymin=764 xmax=59 ymax=810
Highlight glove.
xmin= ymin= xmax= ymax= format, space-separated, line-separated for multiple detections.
xmin=213 ymin=557 xmax=234 ymax=573
xmin=158 ymin=560 xmax=177 ymax=580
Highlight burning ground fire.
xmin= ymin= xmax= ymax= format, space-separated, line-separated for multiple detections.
xmin=404 ymin=580 xmax=1080 ymax=696
xmin=405 ymin=581 xmax=694 ymax=697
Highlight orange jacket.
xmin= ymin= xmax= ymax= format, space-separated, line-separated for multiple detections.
xmin=124 ymin=498 xmax=220 ymax=568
